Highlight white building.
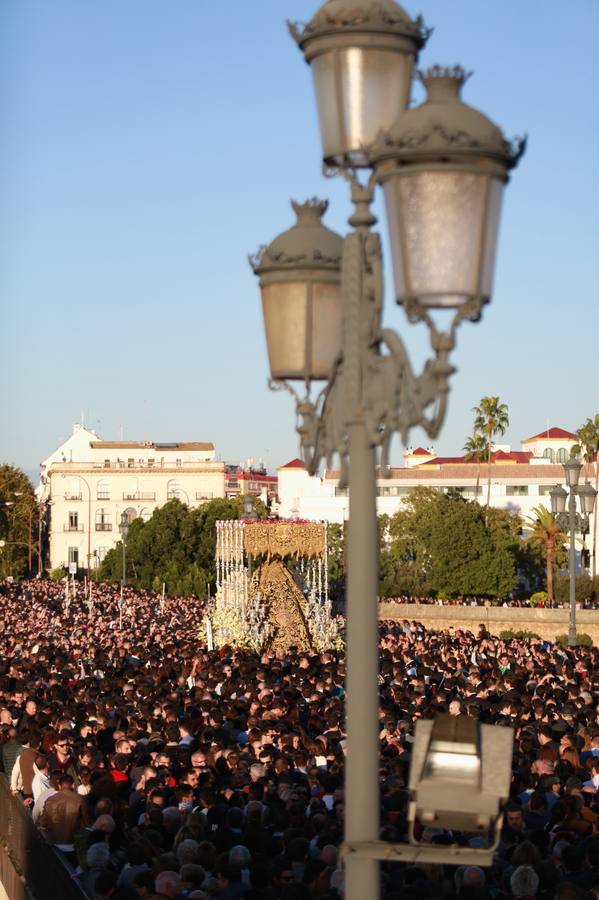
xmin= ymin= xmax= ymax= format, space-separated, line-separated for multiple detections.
xmin=277 ymin=427 xmax=597 ymax=561
xmin=40 ymin=425 xmax=225 ymax=571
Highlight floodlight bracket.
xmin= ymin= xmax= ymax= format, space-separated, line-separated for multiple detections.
xmin=341 ymin=837 xmax=499 ymax=867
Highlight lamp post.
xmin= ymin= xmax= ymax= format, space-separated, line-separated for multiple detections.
xmin=251 ymin=3 xmax=523 ymax=896
xmin=119 ymin=512 xmax=130 ymax=628
xmin=243 ymin=495 xmax=258 ymax=585
xmin=550 ymin=462 xmax=598 ymax=647
xmin=243 ymin=494 xmax=258 ymax=521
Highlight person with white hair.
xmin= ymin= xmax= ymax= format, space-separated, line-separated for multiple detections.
xmin=177 ymin=838 xmax=201 ymax=867
xmin=83 ymin=842 xmax=111 ymax=900
xmin=155 ymin=870 xmax=183 ymax=899
xmin=510 ymin=865 xmax=540 ymax=899
xmin=229 ymin=845 xmax=251 ymax=885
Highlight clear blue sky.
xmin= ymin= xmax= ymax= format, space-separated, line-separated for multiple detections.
xmin=2 ymin=0 xmax=598 ymax=479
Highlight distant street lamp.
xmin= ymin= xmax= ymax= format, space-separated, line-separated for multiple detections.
xmin=243 ymin=495 xmax=258 ymax=583
xmin=550 ymin=461 xmax=598 ymax=646
xmin=251 ymin=1 xmax=524 ymax=894
xmin=119 ymin=512 xmax=130 ymax=628
xmin=243 ymin=494 xmax=258 ymax=521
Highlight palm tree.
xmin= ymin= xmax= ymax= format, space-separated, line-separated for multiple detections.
xmin=573 ymin=414 xmax=599 ymax=579
xmin=473 ymin=396 xmax=510 ymax=507
xmin=525 ymin=506 xmax=566 ymax=608
xmin=463 ymin=432 xmax=489 ymax=500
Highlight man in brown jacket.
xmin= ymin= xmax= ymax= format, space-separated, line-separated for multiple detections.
xmin=10 ymin=729 xmax=42 ymax=801
xmin=38 ymin=773 xmax=88 ymax=866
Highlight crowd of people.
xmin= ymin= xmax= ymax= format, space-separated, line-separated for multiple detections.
xmin=1 ymin=577 xmax=599 ymax=900
xmin=383 ymin=596 xmax=598 ymax=609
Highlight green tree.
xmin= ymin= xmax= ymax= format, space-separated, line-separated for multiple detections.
xmin=426 ymin=494 xmax=518 ymax=598
xmin=0 ymin=465 xmax=37 ymax=578
xmin=554 ymin=573 xmax=599 ymax=606
xmin=472 ymin=396 xmax=510 ymax=507
xmin=380 ymin=487 xmax=437 ymax=598
xmin=463 ymin=432 xmax=489 ymax=498
xmin=379 ymin=487 xmax=519 ymax=599
xmin=99 ymin=496 xmax=268 ymax=597
xmin=326 ymin=523 xmax=345 ymax=603
xmin=573 ymin=414 xmax=599 ymax=578
xmin=524 ymin=506 xmax=566 ymax=607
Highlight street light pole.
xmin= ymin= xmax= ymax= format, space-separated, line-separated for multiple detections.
xmin=568 ymin=484 xmax=578 ymax=647
xmin=251 ymin=6 xmax=524 ymax=896
xmin=119 ymin=512 xmax=129 ymax=629
xmin=551 ymin=461 xmax=597 ymax=647
xmin=28 ymin=507 xmax=33 ymax=573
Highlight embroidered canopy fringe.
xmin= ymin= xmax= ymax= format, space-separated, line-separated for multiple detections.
xmin=243 ymin=522 xmax=325 ymax=559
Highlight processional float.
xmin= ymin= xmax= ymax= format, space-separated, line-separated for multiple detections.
xmin=203 ymin=519 xmax=340 ymax=653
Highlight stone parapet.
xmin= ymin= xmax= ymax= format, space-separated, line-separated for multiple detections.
xmin=378 ymin=603 xmax=599 ymax=644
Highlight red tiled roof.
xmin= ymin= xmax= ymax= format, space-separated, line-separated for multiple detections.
xmin=523 ymin=427 xmax=577 ymax=442
xmin=278 ymin=458 xmax=305 ymax=470
xmin=323 ymin=462 xmax=595 ymax=481
xmin=492 ymin=450 xmax=532 ymax=463
xmin=410 ymin=447 xmax=432 ymax=456
xmin=421 ymin=456 xmax=469 ymax=466
xmin=421 ymin=450 xmax=533 ymax=467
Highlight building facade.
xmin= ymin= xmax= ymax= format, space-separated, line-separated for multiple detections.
xmin=276 ymin=428 xmax=597 ymax=561
xmin=40 ymin=425 xmax=226 ymax=570
xmin=224 ymin=463 xmax=278 ymax=502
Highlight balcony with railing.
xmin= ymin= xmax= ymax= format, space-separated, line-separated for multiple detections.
xmin=63 ymin=493 xmax=82 ymax=500
xmin=95 ymin=523 xmax=112 ymax=532
xmin=63 ymin=524 xmax=84 ymax=532
xmin=97 ymin=492 xmax=111 ymax=500
xmin=122 ymin=492 xmax=156 ymax=501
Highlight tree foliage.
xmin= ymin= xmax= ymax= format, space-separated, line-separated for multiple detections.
xmin=463 ymin=432 xmax=489 ymax=495
xmin=0 ymin=464 xmax=37 ymax=578
xmin=326 ymin=523 xmax=345 ymax=603
xmin=98 ymin=496 xmax=267 ymax=597
xmin=472 ymin=396 xmax=509 ymax=507
xmin=524 ymin=506 xmax=566 ymax=608
xmin=553 ymin=573 xmax=599 ymax=606
xmin=379 ymin=487 xmax=520 ymax=599
xmin=573 ymin=414 xmax=599 ymax=578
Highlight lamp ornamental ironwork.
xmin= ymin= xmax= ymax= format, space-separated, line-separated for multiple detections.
xmin=372 ymin=66 xmax=525 ymax=313
xmin=289 ymin=0 xmax=430 ymax=167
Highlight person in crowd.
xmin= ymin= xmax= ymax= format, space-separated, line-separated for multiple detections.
xmin=38 ymin=772 xmax=89 ymax=864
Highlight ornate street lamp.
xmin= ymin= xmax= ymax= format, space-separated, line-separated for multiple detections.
xmin=243 ymin=494 xmax=259 ymax=521
xmin=251 ymin=4 xmax=524 ymax=893
xmin=289 ymin=0 xmax=430 ymax=167
xmin=579 ymin=481 xmax=599 ymax=517
xmin=372 ymin=66 xmax=523 ymax=314
xmin=250 ymin=199 xmax=343 ymax=382
xmin=564 ymin=457 xmax=583 ymax=489
xmin=119 ymin=512 xmax=130 ymax=628
xmin=549 ymin=483 xmax=567 ymax=516
xmin=551 ymin=466 xmax=597 ymax=646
